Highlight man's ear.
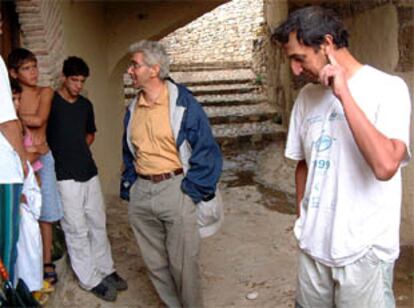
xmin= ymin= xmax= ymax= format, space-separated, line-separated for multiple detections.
xmin=60 ymin=73 xmax=66 ymax=84
xmin=150 ymin=64 xmax=161 ymax=78
xmin=324 ymin=34 xmax=334 ymax=46
xmin=9 ymin=68 xmax=18 ymax=79
xmin=321 ymin=34 xmax=335 ymax=55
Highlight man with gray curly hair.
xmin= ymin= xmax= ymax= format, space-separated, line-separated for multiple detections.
xmin=129 ymin=40 xmax=171 ymax=79
xmin=121 ymin=40 xmax=223 ymax=307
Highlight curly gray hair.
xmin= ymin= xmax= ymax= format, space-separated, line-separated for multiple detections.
xmin=129 ymin=40 xmax=170 ymax=80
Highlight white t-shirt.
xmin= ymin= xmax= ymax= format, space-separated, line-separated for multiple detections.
xmin=0 ymin=56 xmax=23 ymax=184
xmin=285 ymin=65 xmax=411 ymax=267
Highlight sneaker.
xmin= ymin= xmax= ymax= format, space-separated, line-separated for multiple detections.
xmin=103 ymin=272 xmax=128 ymax=291
xmin=91 ymin=281 xmax=117 ymax=302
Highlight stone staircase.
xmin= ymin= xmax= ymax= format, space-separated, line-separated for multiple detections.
xmin=124 ymin=64 xmax=285 ymax=151
xmin=171 ymin=65 xmax=285 ymax=150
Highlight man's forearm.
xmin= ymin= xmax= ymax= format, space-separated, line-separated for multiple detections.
xmin=320 ymin=54 xmax=407 ymax=181
xmin=341 ymin=92 xmax=406 ymax=180
xmin=19 ymin=86 xmax=53 ymax=128
xmin=0 ymin=120 xmax=27 ymax=164
xmin=19 ymin=113 xmax=43 ymax=128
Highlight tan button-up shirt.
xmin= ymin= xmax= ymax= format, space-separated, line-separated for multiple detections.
xmin=130 ymin=83 xmax=182 ymax=175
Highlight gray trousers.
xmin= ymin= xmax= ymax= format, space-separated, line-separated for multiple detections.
xmin=128 ymin=174 xmax=202 ymax=308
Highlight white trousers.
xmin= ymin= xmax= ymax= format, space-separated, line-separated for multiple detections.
xmin=58 ymin=176 xmax=115 ymax=290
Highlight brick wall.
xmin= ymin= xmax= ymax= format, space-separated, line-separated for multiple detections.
xmin=15 ymin=0 xmax=64 ymax=87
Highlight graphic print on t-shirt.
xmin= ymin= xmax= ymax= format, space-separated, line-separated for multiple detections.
xmin=302 ymin=104 xmax=344 ymax=210
xmin=286 ymin=66 xmax=411 ymax=266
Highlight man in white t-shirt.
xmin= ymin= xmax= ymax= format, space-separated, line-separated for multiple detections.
xmin=0 ymin=49 xmax=27 ymax=281
xmin=272 ymin=6 xmax=411 ymax=308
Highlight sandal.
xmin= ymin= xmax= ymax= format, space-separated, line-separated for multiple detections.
xmin=32 ymin=291 xmax=49 ymax=306
xmin=41 ymin=280 xmax=55 ymax=293
xmin=44 ymin=263 xmax=58 ymax=285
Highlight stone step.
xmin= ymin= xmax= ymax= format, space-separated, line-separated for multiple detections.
xmin=197 ymin=92 xmax=266 ymax=106
xmin=170 ymin=68 xmax=256 ymax=86
xmin=213 ymin=121 xmax=285 ymax=138
xmin=123 ymin=88 xmax=265 ymax=107
xmin=170 ymin=61 xmax=250 ymax=72
xmin=213 ymin=121 xmax=286 ymax=149
xmin=205 ymin=103 xmax=277 ymax=125
xmin=188 ymin=83 xmax=258 ymax=96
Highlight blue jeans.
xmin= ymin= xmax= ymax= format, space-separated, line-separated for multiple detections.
xmin=38 ymin=151 xmax=63 ymax=222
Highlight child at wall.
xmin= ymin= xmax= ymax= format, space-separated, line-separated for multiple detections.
xmin=7 ymin=48 xmax=63 ymax=287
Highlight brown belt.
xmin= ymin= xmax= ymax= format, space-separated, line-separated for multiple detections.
xmin=137 ymin=168 xmax=183 ymax=183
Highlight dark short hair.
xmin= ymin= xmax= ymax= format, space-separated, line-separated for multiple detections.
xmin=62 ymin=56 xmax=89 ymax=77
xmin=10 ymin=78 xmax=22 ymax=94
xmin=7 ymin=48 xmax=37 ymax=70
xmin=272 ymin=6 xmax=349 ymax=50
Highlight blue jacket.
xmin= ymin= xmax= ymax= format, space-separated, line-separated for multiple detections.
xmin=120 ymin=80 xmax=222 ymax=205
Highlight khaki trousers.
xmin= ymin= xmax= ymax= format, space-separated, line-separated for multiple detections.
xmin=296 ymin=249 xmax=395 ymax=308
xmin=129 ymin=174 xmax=202 ymax=308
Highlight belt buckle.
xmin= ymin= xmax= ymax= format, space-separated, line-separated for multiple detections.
xmin=149 ymin=174 xmax=156 ymax=182
xmin=155 ymin=174 xmax=163 ymax=183
xmin=147 ymin=170 xmax=178 ymax=183
xmin=152 ymin=173 xmax=166 ymax=183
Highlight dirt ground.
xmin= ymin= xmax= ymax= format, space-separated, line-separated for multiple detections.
xmin=48 ymin=142 xmax=413 ymax=307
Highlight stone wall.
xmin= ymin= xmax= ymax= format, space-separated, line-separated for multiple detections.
xmin=251 ymin=23 xmax=269 ymax=93
xmin=14 ymin=0 xmax=64 ymax=88
xmin=161 ymin=0 xmax=265 ymax=67
xmin=263 ymin=0 xmax=289 ymax=125
xmin=396 ymin=3 xmax=414 ymax=72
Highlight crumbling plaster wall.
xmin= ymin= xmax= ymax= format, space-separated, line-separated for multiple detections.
xmin=106 ymin=1 xmax=227 ymax=76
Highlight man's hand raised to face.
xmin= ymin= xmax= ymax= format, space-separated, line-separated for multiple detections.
xmin=319 ymin=52 xmax=350 ymax=102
